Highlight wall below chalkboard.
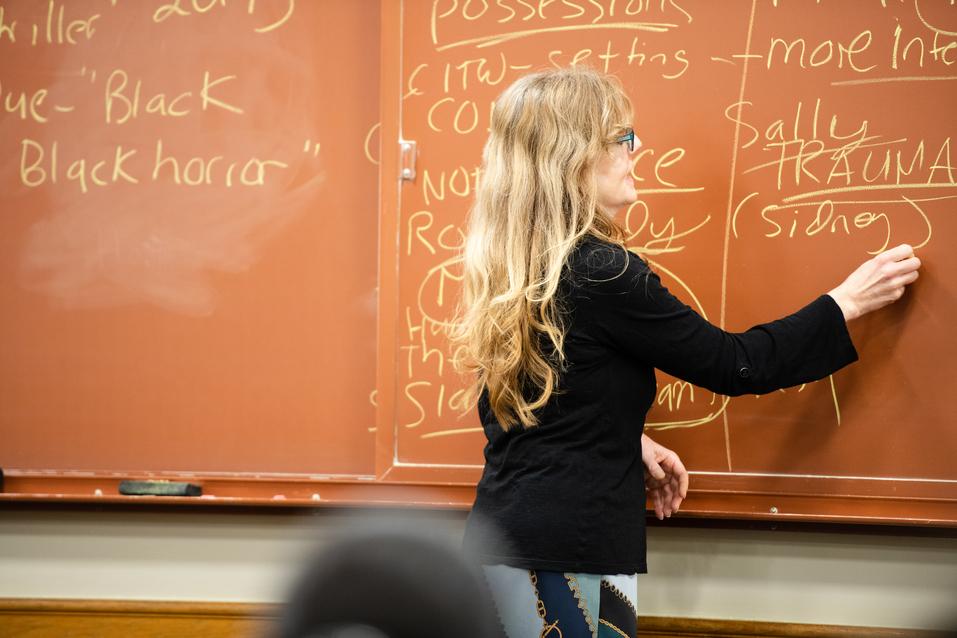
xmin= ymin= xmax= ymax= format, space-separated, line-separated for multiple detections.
xmin=1 ymin=507 xmax=956 ymax=633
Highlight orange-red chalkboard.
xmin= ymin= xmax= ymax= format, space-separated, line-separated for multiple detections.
xmin=375 ymin=0 xmax=957 ymax=523
xmin=2 ymin=0 xmax=956 ymax=524
xmin=1 ymin=1 xmax=380 ymax=480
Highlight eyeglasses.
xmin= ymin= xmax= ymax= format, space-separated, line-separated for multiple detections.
xmin=613 ymin=128 xmax=636 ymax=153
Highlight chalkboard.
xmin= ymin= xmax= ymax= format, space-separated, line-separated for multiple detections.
xmin=2 ymin=0 xmax=956 ymax=524
xmin=376 ymin=0 xmax=957 ymax=523
xmin=1 ymin=1 xmax=381 ymax=482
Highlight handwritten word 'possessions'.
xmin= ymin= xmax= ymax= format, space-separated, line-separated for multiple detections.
xmin=430 ymin=0 xmax=692 ymax=50
xmin=20 ymin=139 xmax=288 ymax=194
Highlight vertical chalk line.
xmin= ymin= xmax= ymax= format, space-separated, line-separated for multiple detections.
xmin=829 ymin=374 xmax=841 ymax=426
xmin=720 ymin=0 xmax=758 ymax=473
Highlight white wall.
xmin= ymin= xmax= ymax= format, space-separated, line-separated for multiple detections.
xmin=1 ymin=507 xmax=955 ymax=631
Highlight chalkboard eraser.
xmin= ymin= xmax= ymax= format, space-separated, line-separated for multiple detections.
xmin=119 ymin=480 xmax=202 ymax=497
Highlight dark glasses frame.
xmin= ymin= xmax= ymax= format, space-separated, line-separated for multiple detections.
xmin=614 ymin=128 xmax=636 ymax=152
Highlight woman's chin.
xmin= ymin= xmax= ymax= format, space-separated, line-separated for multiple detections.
xmin=599 ymin=195 xmax=638 ymax=218
xmin=613 ymin=196 xmax=639 ymax=215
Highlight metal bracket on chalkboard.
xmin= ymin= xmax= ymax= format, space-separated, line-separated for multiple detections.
xmin=400 ymin=140 xmax=417 ymax=181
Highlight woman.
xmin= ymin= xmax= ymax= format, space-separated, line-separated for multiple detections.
xmin=451 ymin=67 xmax=921 ymax=638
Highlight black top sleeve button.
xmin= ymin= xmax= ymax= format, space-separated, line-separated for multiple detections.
xmin=737 ymin=366 xmax=751 ymax=378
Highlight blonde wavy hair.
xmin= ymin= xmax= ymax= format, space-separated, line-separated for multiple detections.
xmin=450 ymin=67 xmax=634 ymax=431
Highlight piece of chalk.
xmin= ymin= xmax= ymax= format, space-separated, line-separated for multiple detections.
xmin=119 ymin=480 xmax=202 ymax=497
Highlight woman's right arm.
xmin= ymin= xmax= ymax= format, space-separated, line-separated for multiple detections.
xmin=581 ymin=242 xmax=920 ymax=397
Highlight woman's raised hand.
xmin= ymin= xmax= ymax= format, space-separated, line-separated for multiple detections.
xmin=827 ymin=244 xmax=922 ymax=322
xmin=641 ymin=434 xmax=688 ymax=520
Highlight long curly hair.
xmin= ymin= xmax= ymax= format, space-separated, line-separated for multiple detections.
xmin=450 ymin=67 xmax=633 ymax=431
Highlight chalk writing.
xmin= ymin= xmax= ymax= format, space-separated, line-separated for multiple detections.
xmin=386 ymin=0 xmax=954 ymax=487
xmin=0 ymin=0 xmax=337 ymax=318
xmin=152 ymin=0 xmax=295 ymax=34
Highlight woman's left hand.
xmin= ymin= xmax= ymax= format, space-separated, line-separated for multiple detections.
xmin=641 ymin=434 xmax=689 ymax=520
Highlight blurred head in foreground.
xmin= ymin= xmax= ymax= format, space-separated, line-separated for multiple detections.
xmin=276 ymin=516 xmax=503 ymax=638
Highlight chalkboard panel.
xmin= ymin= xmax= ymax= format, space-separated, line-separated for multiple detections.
xmin=376 ymin=0 xmax=957 ymax=523
xmin=2 ymin=0 xmax=955 ymax=524
xmin=1 ymin=1 xmax=381 ymax=477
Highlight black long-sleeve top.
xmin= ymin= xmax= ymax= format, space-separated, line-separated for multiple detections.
xmin=462 ymin=235 xmax=859 ymax=574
